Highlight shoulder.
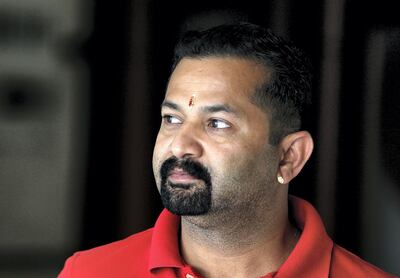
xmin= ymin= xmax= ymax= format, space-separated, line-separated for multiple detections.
xmin=330 ymin=244 xmax=396 ymax=277
xmin=76 ymin=228 xmax=154 ymax=260
xmin=58 ymin=228 xmax=154 ymax=277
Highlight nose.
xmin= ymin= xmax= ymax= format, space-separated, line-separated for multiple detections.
xmin=169 ymin=124 xmax=203 ymax=159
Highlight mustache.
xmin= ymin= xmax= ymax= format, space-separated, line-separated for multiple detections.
xmin=160 ymin=156 xmax=212 ymax=185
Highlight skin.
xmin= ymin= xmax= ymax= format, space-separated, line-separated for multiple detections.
xmin=152 ymin=57 xmax=314 ymax=278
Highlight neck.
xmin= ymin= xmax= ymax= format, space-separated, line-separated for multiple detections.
xmin=180 ymin=196 xmax=298 ymax=278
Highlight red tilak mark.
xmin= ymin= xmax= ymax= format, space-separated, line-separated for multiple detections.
xmin=189 ymin=96 xmax=195 ymax=107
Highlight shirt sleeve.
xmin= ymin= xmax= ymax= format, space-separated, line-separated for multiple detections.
xmin=58 ymin=253 xmax=80 ymax=278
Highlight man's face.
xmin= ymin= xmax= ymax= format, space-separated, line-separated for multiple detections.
xmin=152 ymin=57 xmax=280 ymax=217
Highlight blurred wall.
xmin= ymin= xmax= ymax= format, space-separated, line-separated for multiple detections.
xmin=0 ymin=0 xmax=91 ymax=277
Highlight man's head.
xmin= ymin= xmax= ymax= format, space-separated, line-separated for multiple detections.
xmin=152 ymin=23 xmax=313 ymax=218
xmin=172 ymin=22 xmax=313 ymax=145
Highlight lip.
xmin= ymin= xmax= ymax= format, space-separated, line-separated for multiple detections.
xmin=168 ymin=168 xmax=198 ymax=183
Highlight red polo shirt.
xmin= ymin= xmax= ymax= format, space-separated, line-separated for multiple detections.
xmin=59 ymin=197 xmax=395 ymax=277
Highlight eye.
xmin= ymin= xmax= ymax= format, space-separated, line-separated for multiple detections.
xmin=162 ymin=115 xmax=182 ymax=125
xmin=208 ymin=119 xmax=231 ymax=129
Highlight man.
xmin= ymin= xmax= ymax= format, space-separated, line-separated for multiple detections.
xmin=59 ymin=23 xmax=395 ymax=277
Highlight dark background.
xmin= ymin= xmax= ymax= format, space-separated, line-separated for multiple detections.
xmin=1 ymin=0 xmax=399 ymax=276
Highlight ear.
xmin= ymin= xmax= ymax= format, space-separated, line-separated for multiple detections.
xmin=277 ymin=131 xmax=314 ymax=184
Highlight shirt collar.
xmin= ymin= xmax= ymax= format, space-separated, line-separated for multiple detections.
xmin=148 ymin=196 xmax=334 ymax=276
xmin=149 ymin=209 xmax=183 ymax=270
xmin=276 ymin=196 xmax=333 ymax=277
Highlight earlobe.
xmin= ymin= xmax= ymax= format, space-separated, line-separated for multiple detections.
xmin=277 ymin=131 xmax=314 ymax=184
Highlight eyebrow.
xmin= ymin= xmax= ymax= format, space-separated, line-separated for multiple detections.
xmin=201 ymin=104 xmax=237 ymax=114
xmin=161 ymin=100 xmax=239 ymax=115
xmin=161 ymin=100 xmax=180 ymax=111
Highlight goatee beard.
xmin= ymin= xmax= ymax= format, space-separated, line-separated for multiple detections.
xmin=160 ymin=157 xmax=212 ymax=216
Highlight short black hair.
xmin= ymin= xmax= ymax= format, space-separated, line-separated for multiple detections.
xmin=172 ymin=22 xmax=312 ymax=145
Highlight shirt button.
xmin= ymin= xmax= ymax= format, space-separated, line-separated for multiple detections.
xmin=186 ymin=274 xmax=194 ymax=278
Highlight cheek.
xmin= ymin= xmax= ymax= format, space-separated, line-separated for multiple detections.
xmin=211 ymin=143 xmax=276 ymax=182
xmin=207 ymin=146 xmax=249 ymax=182
xmin=211 ymin=138 xmax=260 ymax=165
xmin=152 ymin=135 xmax=168 ymax=181
xmin=153 ymin=133 xmax=170 ymax=159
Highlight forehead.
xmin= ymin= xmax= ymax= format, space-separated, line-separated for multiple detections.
xmin=166 ymin=57 xmax=269 ymax=104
